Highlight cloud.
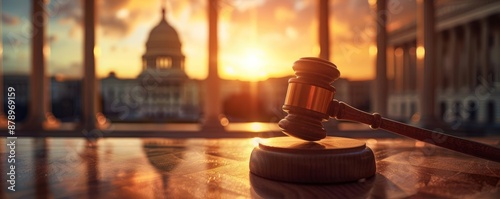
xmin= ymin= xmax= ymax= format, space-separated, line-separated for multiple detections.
xmin=2 ymin=12 xmax=21 ymax=26
xmin=49 ymin=61 xmax=82 ymax=77
xmin=230 ymin=0 xmax=266 ymax=12
xmin=51 ymin=0 xmax=159 ymax=38
xmin=40 ymin=0 xmax=416 ymax=80
xmin=220 ymin=0 xmax=378 ymax=49
xmin=98 ymin=0 xmax=132 ymax=37
xmin=387 ymin=0 xmax=416 ymax=31
xmin=48 ymin=35 xmax=58 ymax=43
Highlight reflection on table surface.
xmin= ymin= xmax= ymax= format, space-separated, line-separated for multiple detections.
xmin=0 ymin=137 xmax=499 ymax=198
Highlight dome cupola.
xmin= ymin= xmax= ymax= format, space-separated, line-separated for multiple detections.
xmin=142 ymin=6 xmax=185 ymax=71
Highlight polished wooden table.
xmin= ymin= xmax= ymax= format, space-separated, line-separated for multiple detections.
xmin=1 ymin=137 xmax=499 ymax=198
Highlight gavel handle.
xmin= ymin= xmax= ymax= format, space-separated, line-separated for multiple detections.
xmin=328 ymin=100 xmax=500 ymax=162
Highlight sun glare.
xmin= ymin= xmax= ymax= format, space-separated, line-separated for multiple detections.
xmin=369 ymin=45 xmax=377 ymax=56
xmin=222 ymin=47 xmax=270 ymax=81
xmin=116 ymin=8 xmax=130 ymax=19
xmin=249 ymin=122 xmax=266 ymax=132
xmin=416 ymin=46 xmax=425 ymax=59
xmin=238 ymin=48 xmax=269 ymax=81
xmin=243 ymin=48 xmax=263 ymax=67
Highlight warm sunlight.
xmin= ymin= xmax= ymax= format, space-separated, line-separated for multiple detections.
xmin=416 ymin=46 xmax=425 ymax=59
xmin=240 ymin=48 xmax=268 ymax=81
xmin=369 ymin=45 xmax=377 ymax=57
xmin=222 ymin=47 xmax=269 ymax=81
xmin=116 ymin=8 xmax=130 ymax=19
xmin=2 ymin=0 xmax=378 ymax=81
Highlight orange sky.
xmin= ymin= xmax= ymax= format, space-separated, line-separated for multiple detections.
xmin=101 ymin=0 xmax=377 ymax=81
xmin=3 ymin=0 xmax=418 ymax=81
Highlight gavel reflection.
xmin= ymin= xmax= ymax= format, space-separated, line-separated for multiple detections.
xmin=279 ymin=57 xmax=500 ymax=162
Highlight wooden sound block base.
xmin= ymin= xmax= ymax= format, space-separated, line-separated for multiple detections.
xmin=249 ymin=136 xmax=376 ymax=184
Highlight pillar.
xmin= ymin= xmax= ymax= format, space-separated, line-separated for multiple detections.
xmin=374 ymin=0 xmax=388 ymax=115
xmin=24 ymin=0 xmax=58 ymax=130
xmin=318 ymin=0 xmax=330 ymax=60
xmin=479 ymin=19 xmax=490 ymax=86
xmin=410 ymin=43 xmax=418 ymax=91
xmin=435 ymin=32 xmax=443 ymax=92
xmin=495 ymin=18 xmax=500 ymax=84
xmin=447 ymin=28 xmax=458 ymax=91
xmin=416 ymin=0 xmax=437 ymax=127
xmin=403 ymin=44 xmax=411 ymax=92
xmin=202 ymin=0 xmax=224 ymax=131
xmin=462 ymin=24 xmax=472 ymax=90
xmin=387 ymin=46 xmax=395 ymax=93
xmin=394 ymin=46 xmax=403 ymax=93
xmin=82 ymin=0 xmax=98 ymax=130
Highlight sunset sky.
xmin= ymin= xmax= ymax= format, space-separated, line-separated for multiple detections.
xmin=1 ymin=0 xmax=415 ymax=81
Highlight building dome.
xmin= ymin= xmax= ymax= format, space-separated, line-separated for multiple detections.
xmin=141 ymin=7 xmax=186 ymax=74
xmin=144 ymin=9 xmax=183 ymax=56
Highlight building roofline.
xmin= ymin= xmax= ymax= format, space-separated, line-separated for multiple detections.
xmin=388 ymin=0 xmax=500 ymax=46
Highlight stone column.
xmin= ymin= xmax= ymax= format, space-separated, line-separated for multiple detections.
xmin=374 ymin=0 xmax=387 ymax=115
xmin=403 ymin=44 xmax=411 ymax=92
xmin=82 ymin=0 xmax=98 ymax=130
xmin=394 ymin=46 xmax=403 ymax=93
xmin=387 ymin=46 xmax=395 ymax=93
xmin=495 ymin=19 xmax=500 ymax=85
xmin=416 ymin=0 xmax=437 ymax=127
xmin=462 ymin=24 xmax=472 ymax=90
xmin=435 ymin=32 xmax=443 ymax=92
xmin=479 ymin=19 xmax=490 ymax=86
xmin=410 ymin=44 xmax=418 ymax=91
xmin=24 ymin=0 xmax=58 ymax=130
xmin=447 ymin=28 xmax=458 ymax=92
xmin=318 ymin=0 xmax=330 ymax=60
xmin=202 ymin=0 xmax=224 ymax=131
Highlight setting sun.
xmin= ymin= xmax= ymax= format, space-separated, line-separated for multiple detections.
xmin=240 ymin=48 xmax=268 ymax=81
xmin=222 ymin=47 xmax=269 ymax=81
xmin=2 ymin=0 xmax=377 ymax=81
xmin=116 ymin=8 xmax=130 ymax=19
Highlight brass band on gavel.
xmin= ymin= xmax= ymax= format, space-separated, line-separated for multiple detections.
xmin=284 ymin=83 xmax=334 ymax=116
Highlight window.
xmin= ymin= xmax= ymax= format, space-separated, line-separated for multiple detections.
xmin=467 ymin=101 xmax=477 ymax=122
xmin=487 ymin=101 xmax=495 ymax=124
xmin=440 ymin=102 xmax=447 ymax=119
xmin=156 ymin=57 xmax=172 ymax=68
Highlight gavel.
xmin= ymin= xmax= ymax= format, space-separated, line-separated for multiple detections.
xmin=278 ymin=57 xmax=500 ymax=163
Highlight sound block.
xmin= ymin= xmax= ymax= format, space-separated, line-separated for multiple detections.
xmin=249 ymin=136 xmax=376 ymax=184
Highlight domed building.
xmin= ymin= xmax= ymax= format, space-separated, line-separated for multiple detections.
xmin=141 ymin=8 xmax=185 ymax=72
xmin=101 ymin=7 xmax=201 ymax=122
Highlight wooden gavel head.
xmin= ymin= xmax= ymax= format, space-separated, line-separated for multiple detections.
xmin=278 ymin=57 xmax=340 ymax=141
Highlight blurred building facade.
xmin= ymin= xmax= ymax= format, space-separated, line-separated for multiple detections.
xmin=2 ymin=75 xmax=81 ymax=122
xmin=101 ymin=8 xmax=200 ymax=122
xmin=387 ymin=0 xmax=500 ymax=130
xmin=1 ymin=2 xmax=371 ymax=125
xmin=3 ymin=72 xmax=364 ymax=123
xmin=2 ymin=75 xmax=29 ymax=121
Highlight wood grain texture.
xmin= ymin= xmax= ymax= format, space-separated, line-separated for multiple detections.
xmin=249 ymin=136 xmax=376 ymax=183
xmin=2 ymin=137 xmax=499 ymax=198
